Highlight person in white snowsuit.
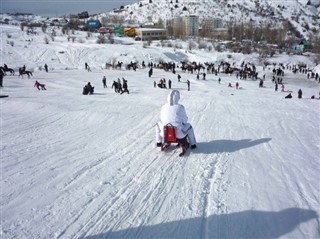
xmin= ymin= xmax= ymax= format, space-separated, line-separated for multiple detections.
xmin=155 ymin=90 xmax=197 ymax=149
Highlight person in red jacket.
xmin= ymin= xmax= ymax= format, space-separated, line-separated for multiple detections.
xmin=34 ymin=80 xmax=46 ymax=90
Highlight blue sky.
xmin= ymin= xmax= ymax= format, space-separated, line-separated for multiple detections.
xmin=1 ymin=0 xmax=139 ymax=17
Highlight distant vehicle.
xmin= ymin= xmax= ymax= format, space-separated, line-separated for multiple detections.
xmin=98 ymin=27 xmax=111 ymax=34
xmin=86 ymin=19 xmax=101 ymax=29
xmin=78 ymin=11 xmax=89 ymax=19
xmin=124 ymin=27 xmax=136 ymax=37
xmin=241 ymin=39 xmax=252 ymax=45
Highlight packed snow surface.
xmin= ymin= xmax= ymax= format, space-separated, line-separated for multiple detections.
xmin=1 ymin=24 xmax=320 ymax=239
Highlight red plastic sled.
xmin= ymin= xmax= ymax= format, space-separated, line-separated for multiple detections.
xmin=161 ymin=124 xmax=189 ymax=156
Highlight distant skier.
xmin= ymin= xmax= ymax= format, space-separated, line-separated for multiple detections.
xmin=298 ymin=89 xmax=302 ymax=98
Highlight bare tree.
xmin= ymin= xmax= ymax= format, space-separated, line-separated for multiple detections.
xmin=187 ymin=39 xmax=196 ymax=51
xmin=154 ymin=18 xmax=165 ymax=28
xmin=173 ymin=19 xmax=186 ymax=38
xmin=96 ymin=35 xmax=106 ymax=44
xmin=199 ymin=18 xmax=213 ymax=39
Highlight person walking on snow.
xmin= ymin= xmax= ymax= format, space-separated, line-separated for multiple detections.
xmin=148 ymin=67 xmax=153 ymax=78
xmin=44 ymin=64 xmax=48 ymax=72
xmin=102 ymin=76 xmax=107 ymax=88
xmin=121 ymin=79 xmax=129 ymax=94
xmin=155 ymin=90 xmax=197 ymax=149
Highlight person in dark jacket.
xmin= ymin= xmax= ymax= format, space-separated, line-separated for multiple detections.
xmin=178 ymin=74 xmax=181 ymax=82
xmin=187 ymin=79 xmax=190 ymax=91
xmin=44 ymin=64 xmax=48 ymax=72
xmin=83 ymin=82 xmax=94 ymax=95
xmin=0 ymin=68 xmax=4 ymax=87
xmin=121 ymin=79 xmax=129 ymax=94
xmin=285 ymin=93 xmax=292 ymax=99
xmin=102 ymin=76 xmax=107 ymax=88
xmin=148 ymin=67 xmax=153 ymax=78
xmin=298 ymin=89 xmax=302 ymax=98
xmin=112 ymin=81 xmax=119 ymax=93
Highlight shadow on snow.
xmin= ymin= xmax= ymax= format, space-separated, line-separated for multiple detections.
xmin=82 ymin=208 xmax=318 ymax=239
xmin=196 ymin=138 xmax=272 ymax=154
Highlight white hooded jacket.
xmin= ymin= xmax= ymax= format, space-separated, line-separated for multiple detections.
xmin=160 ymin=90 xmax=189 ymax=139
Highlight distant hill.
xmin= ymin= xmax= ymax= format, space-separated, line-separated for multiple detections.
xmin=100 ymin=0 xmax=320 ymax=40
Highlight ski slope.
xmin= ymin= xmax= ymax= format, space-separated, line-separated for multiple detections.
xmin=1 ymin=24 xmax=320 ymax=239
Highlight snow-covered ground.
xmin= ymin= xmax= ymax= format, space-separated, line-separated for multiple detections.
xmin=1 ymin=24 xmax=320 ymax=239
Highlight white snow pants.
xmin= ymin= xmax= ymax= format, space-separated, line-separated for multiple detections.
xmin=155 ymin=122 xmax=196 ymax=145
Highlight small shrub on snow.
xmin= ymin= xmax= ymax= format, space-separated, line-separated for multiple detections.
xmin=175 ymin=42 xmax=182 ymax=49
xmin=198 ymin=41 xmax=207 ymax=49
xmin=108 ymin=34 xmax=115 ymax=44
xmin=41 ymin=25 xmax=47 ymax=33
xmin=44 ymin=36 xmax=49 ymax=44
xmin=96 ymin=35 xmax=106 ymax=44
xmin=188 ymin=39 xmax=197 ymax=51
xmin=7 ymin=40 xmax=14 ymax=46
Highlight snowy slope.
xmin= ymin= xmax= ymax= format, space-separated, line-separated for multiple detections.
xmin=1 ymin=24 xmax=320 ymax=239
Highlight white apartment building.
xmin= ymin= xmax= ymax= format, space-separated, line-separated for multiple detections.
xmin=173 ymin=15 xmax=199 ymax=37
xmin=184 ymin=15 xmax=199 ymax=37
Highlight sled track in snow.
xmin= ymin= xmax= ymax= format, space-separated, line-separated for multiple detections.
xmin=57 ymin=145 xmax=192 ymax=238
